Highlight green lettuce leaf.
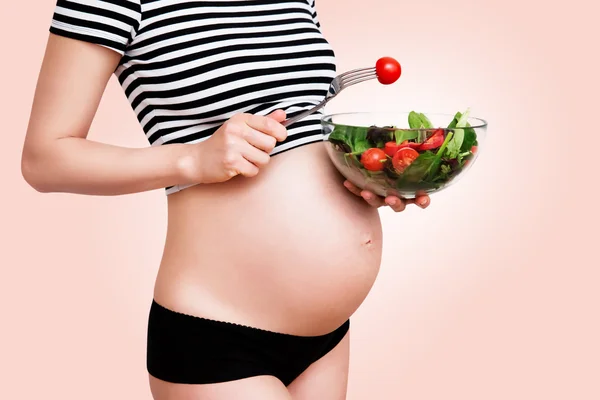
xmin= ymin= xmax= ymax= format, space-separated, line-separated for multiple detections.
xmin=447 ymin=109 xmax=478 ymax=155
xmin=446 ymin=109 xmax=471 ymax=158
xmin=329 ymin=125 xmax=371 ymax=154
xmin=394 ymin=129 xmax=418 ymax=144
xmin=398 ymin=151 xmax=437 ymax=183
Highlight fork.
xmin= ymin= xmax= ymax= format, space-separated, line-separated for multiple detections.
xmin=281 ymin=66 xmax=377 ymax=127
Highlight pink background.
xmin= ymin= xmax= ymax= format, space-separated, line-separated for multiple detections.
xmin=1 ymin=0 xmax=598 ymax=399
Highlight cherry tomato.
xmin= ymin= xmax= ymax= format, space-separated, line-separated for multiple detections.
xmin=399 ymin=140 xmax=421 ymax=150
xmin=392 ymin=147 xmax=419 ymax=173
xmin=376 ymin=57 xmax=402 ymax=85
xmin=419 ymin=129 xmax=445 ymax=151
xmin=361 ymin=148 xmax=387 ymax=171
xmin=464 ymin=146 xmax=478 ymax=167
xmin=385 ymin=140 xmax=421 ymax=157
xmin=384 ymin=141 xmax=401 ymax=157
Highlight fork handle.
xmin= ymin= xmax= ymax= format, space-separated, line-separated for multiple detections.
xmin=281 ymin=98 xmax=329 ymax=128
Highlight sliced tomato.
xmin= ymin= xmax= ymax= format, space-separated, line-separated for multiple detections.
xmin=471 ymin=145 xmax=478 ymax=154
xmin=419 ymin=129 xmax=445 ymax=151
xmin=392 ymin=147 xmax=419 ymax=173
xmin=361 ymin=148 xmax=387 ymax=171
xmin=384 ymin=141 xmax=401 ymax=157
xmin=399 ymin=140 xmax=421 ymax=149
xmin=385 ymin=140 xmax=421 ymax=157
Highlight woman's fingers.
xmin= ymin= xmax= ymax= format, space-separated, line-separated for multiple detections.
xmin=414 ymin=194 xmax=430 ymax=209
xmin=342 ymin=180 xmax=431 ymax=211
xmin=243 ymin=113 xmax=287 ymax=142
xmin=384 ymin=196 xmax=408 ymax=212
xmin=344 ymin=180 xmax=385 ymax=207
xmin=360 ymin=190 xmax=385 ymax=208
xmin=342 ymin=181 xmax=382 ymax=207
xmin=266 ymin=109 xmax=287 ymax=123
xmin=242 ymin=127 xmax=277 ymax=153
xmin=241 ymin=142 xmax=271 ymax=169
xmin=233 ymin=157 xmax=260 ymax=178
xmin=343 ymin=180 xmax=363 ymax=196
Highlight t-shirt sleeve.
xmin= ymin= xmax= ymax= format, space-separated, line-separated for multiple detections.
xmin=49 ymin=0 xmax=142 ymax=56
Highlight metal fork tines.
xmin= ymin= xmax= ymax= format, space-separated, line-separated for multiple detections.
xmin=282 ymin=67 xmax=377 ymax=127
xmin=330 ymin=67 xmax=376 ymax=95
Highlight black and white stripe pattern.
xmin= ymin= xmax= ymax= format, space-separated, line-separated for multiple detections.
xmin=50 ymin=0 xmax=336 ymax=194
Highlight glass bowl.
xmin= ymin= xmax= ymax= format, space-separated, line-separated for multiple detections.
xmin=321 ymin=112 xmax=488 ymax=199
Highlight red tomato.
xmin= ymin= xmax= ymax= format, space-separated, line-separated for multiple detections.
xmin=392 ymin=147 xmax=419 ymax=173
xmin=399 ymin=140 xmax=421 ymax=149
xmin=464 ymin=146 xmax=478 ymax=167
xmin=419 ymin=129 xmax=445 ymax=151
xmin=385 ymin=140 xmax=420 ymax=157
xmin=384 ymin=141 xmax=401 ymax=157
xmin=361 ymin=148 xmax=387 ymax=171
xmin=376 ymin=57 xmax=402 ymax=85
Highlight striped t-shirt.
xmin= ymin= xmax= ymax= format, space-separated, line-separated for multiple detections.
xmin=49 ymin=0 xmax=337 ymax=194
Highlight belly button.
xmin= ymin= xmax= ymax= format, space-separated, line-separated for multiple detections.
xmin=361 ymin=233 xmax=374 ymax=247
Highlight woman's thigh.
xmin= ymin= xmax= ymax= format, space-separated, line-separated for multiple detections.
xmin=287 ymin=331 xmax=350 ymax=400
xmin=149 ymin=375 xmax=293 ymax=400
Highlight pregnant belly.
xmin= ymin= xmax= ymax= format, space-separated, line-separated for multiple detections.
xmin=154 ymin=143 xmax=383 ymax=336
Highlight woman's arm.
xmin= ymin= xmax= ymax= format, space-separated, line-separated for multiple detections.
xmin=21 ymin=34 xmax=288 ymax=196
xmin=21 ymin=34 xmax=195 ymax=196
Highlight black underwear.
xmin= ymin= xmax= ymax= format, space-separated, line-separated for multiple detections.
xmin=147 ymin=300 xmax=350 ymax=386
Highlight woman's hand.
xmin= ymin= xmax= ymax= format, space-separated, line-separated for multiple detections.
xmin=183 ymin=110 xmax=288 ymax=185
xmin=342 ymin=180 xmax=430 ymax=212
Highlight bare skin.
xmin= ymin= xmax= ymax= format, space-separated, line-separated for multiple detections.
xmin=22 ymin=34 xmax=430 ymax=400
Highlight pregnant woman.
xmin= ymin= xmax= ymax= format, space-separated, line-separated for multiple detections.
xmin=22 ymin=1 xmax=430 ymax=399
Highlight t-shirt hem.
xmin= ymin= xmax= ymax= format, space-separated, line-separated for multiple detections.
xmin=49 ymin=25 xmax=127 ymax=57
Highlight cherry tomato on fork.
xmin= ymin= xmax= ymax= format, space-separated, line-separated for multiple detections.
xmin=361 ymin=148 xmax=387 ymax=171
xmin=376 ymin=57 xmax=402 ymax=85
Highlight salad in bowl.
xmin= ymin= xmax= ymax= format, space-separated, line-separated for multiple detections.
xmin=322 ymin=110 xmax=487 ymax=198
